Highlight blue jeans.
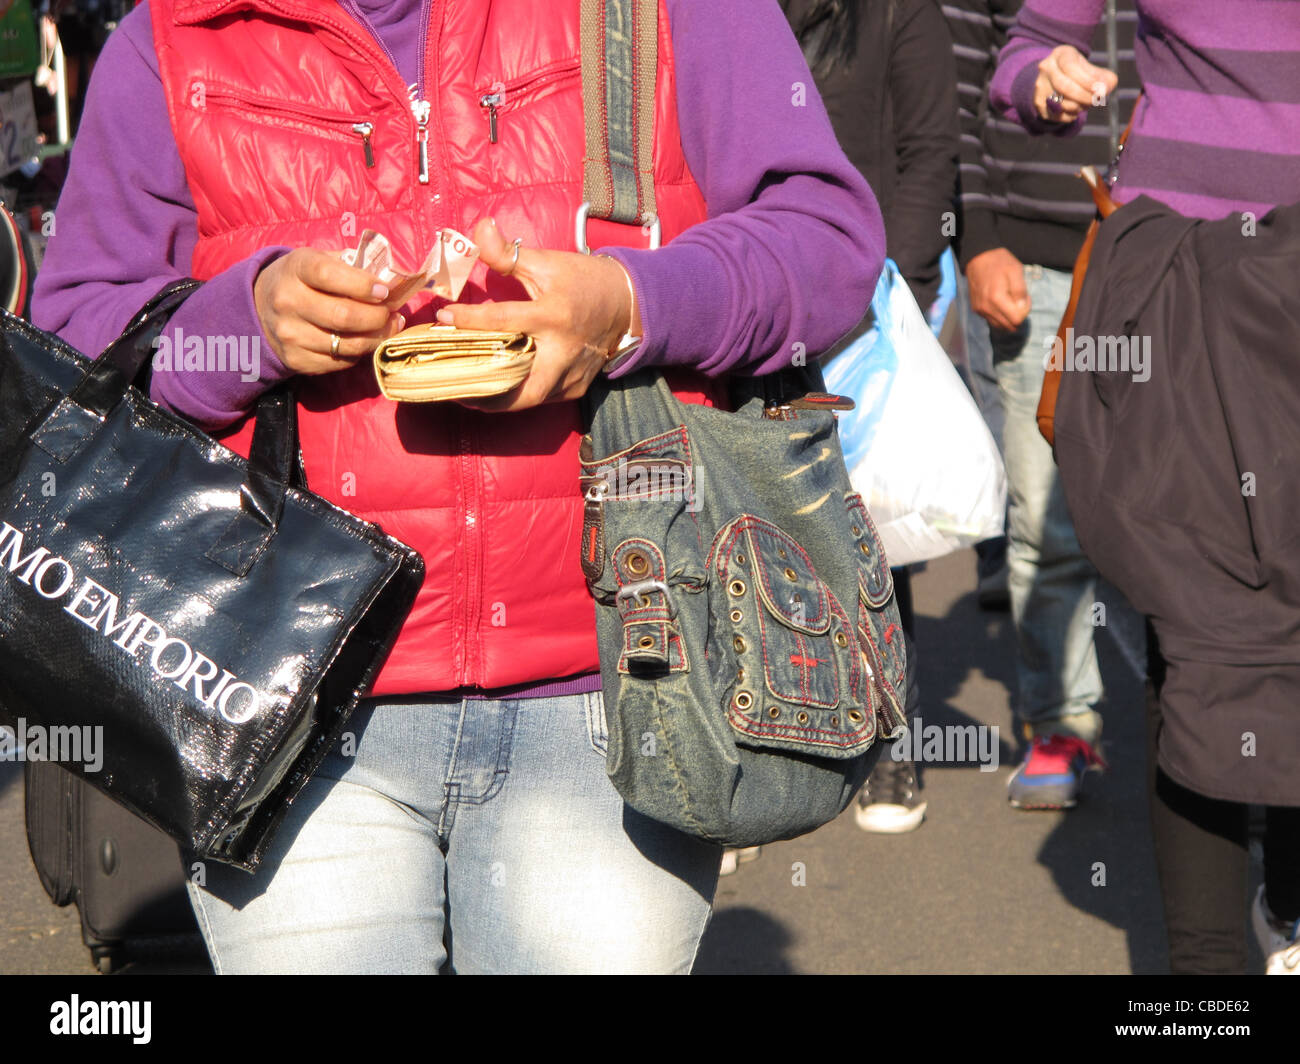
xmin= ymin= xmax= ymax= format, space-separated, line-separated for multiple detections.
xmin=186 ymin=691 xmax=720 ymax=973
xmin=965 ymin=263 xmax=1103 ymax=743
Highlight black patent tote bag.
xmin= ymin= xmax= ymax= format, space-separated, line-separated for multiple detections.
xmin=0 ymin=280 xmax=424 ymax=871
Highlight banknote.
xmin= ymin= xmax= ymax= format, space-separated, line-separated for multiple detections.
xmin=344 ymin=227 xmax=480 ymax=303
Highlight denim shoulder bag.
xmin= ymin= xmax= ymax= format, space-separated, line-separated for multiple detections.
xmin=577 ymin=0 xmax=907 ymax=847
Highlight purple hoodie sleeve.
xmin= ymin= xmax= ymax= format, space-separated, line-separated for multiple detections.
xmin=598 ymin=0 xmax=884 ymax=378
xmin=29 ymin=4 xmax=294 ymax=431
xmin=990 ymin=0 xmax=1105 ymax=138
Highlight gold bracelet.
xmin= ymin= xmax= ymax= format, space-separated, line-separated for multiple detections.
xmin=598 ymin=254 xmax=640 ymax=362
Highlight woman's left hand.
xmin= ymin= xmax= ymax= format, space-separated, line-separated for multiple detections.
xmin=435 ymin=218 xmax=639 ymax=412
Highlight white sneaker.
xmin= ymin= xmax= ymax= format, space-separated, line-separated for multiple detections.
xmin=1251 ymin=885 xmax=1300 ymax=975
xmin=718 ymin=846 xmax=761 ymax=877
xmin=854 ymin=757 xmax=927 ymax=834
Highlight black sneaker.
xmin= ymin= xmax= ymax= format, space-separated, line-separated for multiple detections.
xmin=855 ymin=756 xmax=927 ymax=833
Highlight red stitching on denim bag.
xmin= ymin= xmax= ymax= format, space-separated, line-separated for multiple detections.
xmin=727 ymin=705 xmax=873 ymax=747
xmin=579 ymin=425 xmax=690 ymax=470
xmin=707 ymin=518 xmax=830 ymax=628
xmin=754 ymin=590 xmax=840 ymax=710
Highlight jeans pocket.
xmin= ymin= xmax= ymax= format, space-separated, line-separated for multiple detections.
xmin=584 ymin=690 xmax=609 ymax=757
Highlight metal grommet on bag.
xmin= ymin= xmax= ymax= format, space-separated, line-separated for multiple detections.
xmin=784 ymin=567 xmax=797 ymax=581
xmin=729 ymin=579 xmax=746 ymax=597
xmin=847 ymin=710 xmax=864 ymax=724
xmin=835 ymin=631 xmax=848 ymax=647
xmin=797 ymin=711 xmax=809 ymax=725
xmin=735 ymin=691 xmax=753 ymax=710
xmin=768 ymin=706 xmax=781 ymax=719
xmin=730 ymin=608 xmax=743 ymax=623
xmin=733 ymin=635 xmax=746 ymax=653
xmin=638 ymin=635 xmax=655 ymax=649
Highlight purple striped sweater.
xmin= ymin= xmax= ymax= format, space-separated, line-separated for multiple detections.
xmin=991 ymin=0 xmax=1300 ymax=219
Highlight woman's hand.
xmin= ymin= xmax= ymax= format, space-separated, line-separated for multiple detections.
xmin=1034 ymin=45 xmax=1119 ymax=124
xmin=254 ymin=248 xmax=408 ymax=375
xmin=434 ymin=218 xmax=637 ymax=412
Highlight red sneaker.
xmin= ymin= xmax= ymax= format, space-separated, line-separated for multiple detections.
xmin=1007 ymin=734 xmax=1105 ymax=810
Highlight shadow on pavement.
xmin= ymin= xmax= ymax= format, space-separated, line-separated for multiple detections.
xmin=693 ymin=907 xmax=795 ymax=974
xmin=918 ymin=584 xmax=1167 ymax=974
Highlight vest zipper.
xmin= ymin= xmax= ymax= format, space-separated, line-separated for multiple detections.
xmin=412 ymin=98 xmax=432 ymax=184
xmin=351 ymin=122 xmax=375 ymax=167
xmin=480 ymin=91 xmax=503 ymax=144
xmin=477 ymin=63 xmax=581 ymax=145
xmin=195 ymin=84 xmax=378 ymax=170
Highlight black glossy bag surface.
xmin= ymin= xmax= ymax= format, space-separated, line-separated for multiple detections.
xmin=0 ymin=281 xmax=424 ymax=870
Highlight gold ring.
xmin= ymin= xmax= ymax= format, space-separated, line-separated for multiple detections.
xmin=330 ymin=332 xmax=341 ymax=357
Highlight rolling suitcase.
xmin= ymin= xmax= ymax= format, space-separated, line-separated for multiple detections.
xmin=24 ymin=759 xmax=212 ymax=973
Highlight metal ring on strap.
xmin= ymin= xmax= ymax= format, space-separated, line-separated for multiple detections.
xmin=615 ymin=579 xmax=677 ymax=618
xmin=575 ymin=201 xmax=662 ymax=255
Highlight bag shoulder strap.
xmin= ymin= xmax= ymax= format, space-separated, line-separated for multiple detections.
xmin=1086 ymin=94 xmax=1142 ymax=218
xmin=579 ymin=0 xmax=659 ymax=245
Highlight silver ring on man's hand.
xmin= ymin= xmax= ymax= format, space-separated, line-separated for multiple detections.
xmin=507 ymin=237 xmax=523 ymax=275
xmin=330 ymin=332 xmax=341 ymax=357
xmin=1047 ymin=93 xmax=1064 ymax=116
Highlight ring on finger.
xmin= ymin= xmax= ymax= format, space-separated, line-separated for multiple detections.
xmin=330 ymin=332 xmax=341 ymax=357
xmin=1047 ymin=92 xmax=1064 ymax=116
xmin=507 ymin=238 xmax=523 ymax=275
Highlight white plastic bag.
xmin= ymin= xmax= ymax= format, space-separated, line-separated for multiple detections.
xmin=822 ymin=260 xmax=1006 ymax=567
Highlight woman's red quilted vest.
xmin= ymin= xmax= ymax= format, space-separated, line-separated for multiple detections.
xmin=149 ymin=0 xmax=710 ymax=694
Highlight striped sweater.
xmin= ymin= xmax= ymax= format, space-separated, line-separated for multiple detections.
xmin=993 ymin=0 xmax=1300 ymax=220
xmin=945 ymin=0 xmax=1139 ymax=271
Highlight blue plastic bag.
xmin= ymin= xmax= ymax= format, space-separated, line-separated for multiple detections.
xmin=821 ymin=261 xmax=900 ymax=473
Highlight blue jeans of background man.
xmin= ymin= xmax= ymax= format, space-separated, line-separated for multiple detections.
xmin=965 ymin=263 xmax=1103 ymax=744
xmin=186 ymin=691 xmax=721 ymax=974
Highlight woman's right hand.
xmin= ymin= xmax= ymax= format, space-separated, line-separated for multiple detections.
xmin=1034 ymin=45 xmax=1119 ymax=124
xmin=253 ymin=248 xmax=407 ymax=375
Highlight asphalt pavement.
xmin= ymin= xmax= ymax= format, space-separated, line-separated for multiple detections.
xmin=1 ymin=547 xmax=1260 ymax=974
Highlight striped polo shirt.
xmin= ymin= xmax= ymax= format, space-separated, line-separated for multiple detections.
xmin=945 ymin=0 xmax=1139 ymax=271
xmin=993 ymin=0 xmax=1300 ymax=220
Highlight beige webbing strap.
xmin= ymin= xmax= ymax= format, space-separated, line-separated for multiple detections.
xmin=578 ymin=0 xmax=660 ymax=249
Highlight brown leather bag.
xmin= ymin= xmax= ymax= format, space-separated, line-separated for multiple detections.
xmin=1036 ymin=104 xmax=1137 ymax=445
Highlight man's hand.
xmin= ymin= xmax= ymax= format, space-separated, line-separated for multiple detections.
xmin=1034 ymin=44 xmax=1119 ymax=123
xmin=434 ymin=218 xmax=636 ymax=412
xmin=966 ymin=248 xmax=1031 ymax=333
xmin=254 ymin=248 xmax=407 ymax=375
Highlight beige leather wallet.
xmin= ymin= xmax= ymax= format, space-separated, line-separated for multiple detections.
xmin=374 ymin=325 xmax=536 ymax=402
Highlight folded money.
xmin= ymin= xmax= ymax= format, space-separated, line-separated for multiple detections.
xmin=342 ymin=227 xmax=480 ymax=304
xmin=374 ymin=324 xmax=536 ymax=402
